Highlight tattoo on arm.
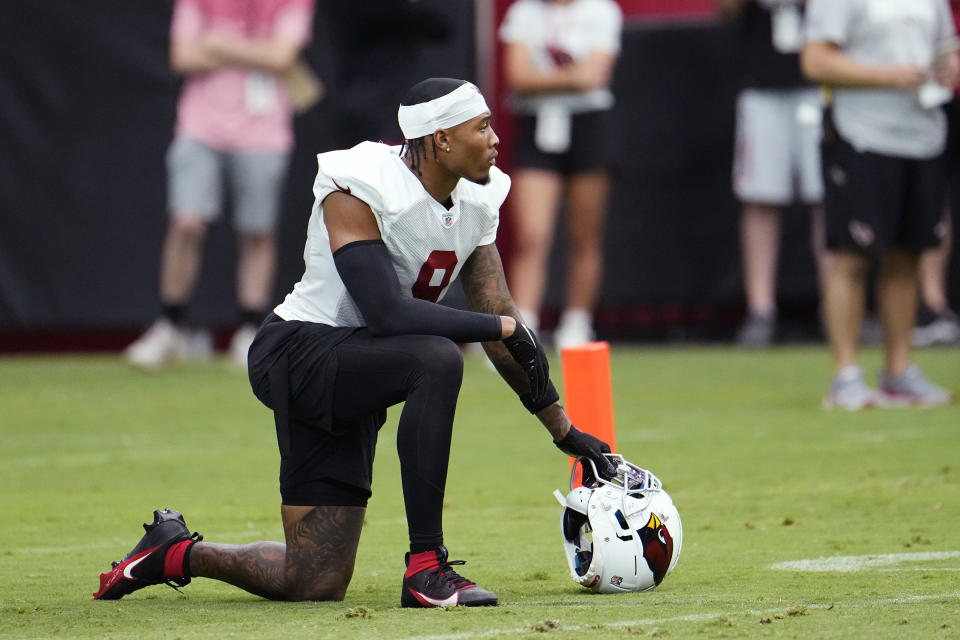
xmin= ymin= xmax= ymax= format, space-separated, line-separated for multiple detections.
xmin=535 ymin=402 xmax=573 ymax=441
xmin=461 ymin=244 xmax=530 ymax=393
xmin=460 ymin=243 xmax=517 ymax=317
xmin=462 ymin=243 xmax=575 ymax=439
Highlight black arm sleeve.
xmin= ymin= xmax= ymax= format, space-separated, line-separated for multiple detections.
xmin=333 ymin=240 xmax=502 ymax=342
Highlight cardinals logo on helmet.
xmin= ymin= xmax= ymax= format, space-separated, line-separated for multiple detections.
xmin=638 ymin=512 xmax=674 ymax=585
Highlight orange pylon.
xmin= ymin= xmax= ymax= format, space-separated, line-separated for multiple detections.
xmin=560 ymin=341 xmax=617 ymax=486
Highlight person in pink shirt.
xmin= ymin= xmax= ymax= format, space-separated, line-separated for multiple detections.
xmin=126 ymin=0 xmax=315 ymax=369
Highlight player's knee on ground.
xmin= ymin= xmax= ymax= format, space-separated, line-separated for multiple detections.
xmin=285 ymin=570 xmax=352 ymax=602
xmin=282 ymin=505 xmax=364 ymax=602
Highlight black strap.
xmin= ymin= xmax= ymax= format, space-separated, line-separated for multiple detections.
xmin=519 ymin=379 xmax=560 ymax=414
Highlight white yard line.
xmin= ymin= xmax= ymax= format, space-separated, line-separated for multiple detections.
xmin=414 ymin=591 xmax=960 ymax=640
xmin=771 ymin=551 xmax=960 ymax=572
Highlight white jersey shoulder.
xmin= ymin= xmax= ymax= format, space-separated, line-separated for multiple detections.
xmin=274 ymin=141 xmax=510 ymax=326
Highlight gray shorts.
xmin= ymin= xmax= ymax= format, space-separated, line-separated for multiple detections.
xmin=166 ymin=137 xmax=290 ymax=233
xmin=733 ymin=87 xmax=824 ymax=205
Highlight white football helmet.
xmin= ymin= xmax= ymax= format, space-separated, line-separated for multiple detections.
xmin=553 ymin=454 xmax=682 ymax=593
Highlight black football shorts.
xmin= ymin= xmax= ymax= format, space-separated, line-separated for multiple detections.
xmin=820 ymin=128 xmax=945 ymax=255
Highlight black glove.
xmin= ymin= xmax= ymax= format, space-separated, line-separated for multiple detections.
xmin=555 ymin=426 xmax=616 ymax=482
xmin=502 ymin=323 xmax=550 ymax=403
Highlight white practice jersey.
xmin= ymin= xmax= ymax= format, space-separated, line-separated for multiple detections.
xmin=274 ymin=141 xmax=510 ymax=327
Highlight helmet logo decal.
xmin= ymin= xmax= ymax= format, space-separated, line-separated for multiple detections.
xmin=638 ymin=512 xmax=674 ymax=585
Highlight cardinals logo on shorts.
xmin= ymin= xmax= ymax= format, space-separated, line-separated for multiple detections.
xmin=638 ymin=512 xmax=674 ymax=585
xmin=849 ymin=220 xmax=874 ymax=248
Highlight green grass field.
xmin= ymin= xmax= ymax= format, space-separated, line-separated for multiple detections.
xmin=1 ymin=346 xmax=958 ymax=639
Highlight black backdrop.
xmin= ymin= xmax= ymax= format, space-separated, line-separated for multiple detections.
xmin=3 ymin=3 xmax=954 ymax=347
xmin=0 ymin=0 xmax=474 ymax=340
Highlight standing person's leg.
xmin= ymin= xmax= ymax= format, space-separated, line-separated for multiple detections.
xmin=733 ymin=90 xmax=792 ymax=346
xmin=823 ymin=251 xmax=868 ymax=373
xmin=229 ymin=151 xmax=289 ymax=366
xmin=822 ymin=250 xmax=876 ymax=409
xmin=916 ymin=215 xmax=952 ymax=314
xmin=876 ymin=249 xmax=918 ymax=377
xmin=876 ymin=154 xmax=953 ymax=406
xmin=554 ymin=169 xmax=609 ymax=350
xmin=915 ymin=96 xmax=960 ymax=345
xmin=508 ymin=168 xmax=564 ymax=334
xmin=126 ymin=138 xmax=222 ymax=368
xmin=236 ymin=232 xmax=276 ymax=313
xmin=819 ymin=123 xmax=879 ymax=409
xmin=914 ymin=212 xmax=960 ymax=345
xmin=740 ymin=202 xmax=782 ymax=317
xmin=563 ymin=170 xmax=609 ymax=310
xmin=159 ymin=216 xmax=210 ymax=308
xmin=809 ymin=205 xmax=829 ymax=296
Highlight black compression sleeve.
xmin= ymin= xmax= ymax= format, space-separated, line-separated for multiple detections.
xmin=333 ymin=240 xmax=502 ymax=342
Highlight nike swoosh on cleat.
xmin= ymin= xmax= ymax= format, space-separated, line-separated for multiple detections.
xmin=122 ymin=553 xmax=150 ymax=580
xmin=408 ymin=587 xmax=458 ymax=608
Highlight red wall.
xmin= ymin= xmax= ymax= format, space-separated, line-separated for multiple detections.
xmin=617 ymin=0 xmax=713 ymax=18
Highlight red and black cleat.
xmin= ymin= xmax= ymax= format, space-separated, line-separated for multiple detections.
xmin=400 ymin=546 xmax=498 ymax=608
xmin=93 ymin=508 xmax=202 ymax=600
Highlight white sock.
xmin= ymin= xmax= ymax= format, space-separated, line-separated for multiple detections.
xmin=557 ymin=308 xmax=592 ymax=330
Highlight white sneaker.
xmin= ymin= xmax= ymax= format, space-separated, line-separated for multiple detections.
xmin=125 ymin=319 xmax=185 ymax=369
xmin=877 ymin=365 xmax=953 ymax=407
xmin=911 ymin=309 xmax=960 ymax=347
xmin=553 ymin=309 xmax=595 ymax=353
xmin=229 ymin=324 xmax=258 ymax=369
xmin=179 ymin=328 xmax=213 ymax=362
xmin=823 ymin=365 xmax=876 ymax=410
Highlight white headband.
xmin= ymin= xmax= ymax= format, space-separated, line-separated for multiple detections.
xmin=398 ymin=82 xmax=490 ymax=139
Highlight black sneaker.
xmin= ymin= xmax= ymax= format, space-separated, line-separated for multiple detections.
xmin=735 ymin=311 xmax=776 ymax=347
xmin=400 ymin=546 xmax=498 ymax=608
xmin=93 ymin=508 xmax=203 ymax=600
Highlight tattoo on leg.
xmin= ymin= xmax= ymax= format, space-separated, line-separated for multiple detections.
xmin=284 ymin=506 xmax=365 ymax=601
xmin=188 ymin=506 xmax=365 ymax=601
xmin=190 ymin=541 xmax=287 ymax=600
